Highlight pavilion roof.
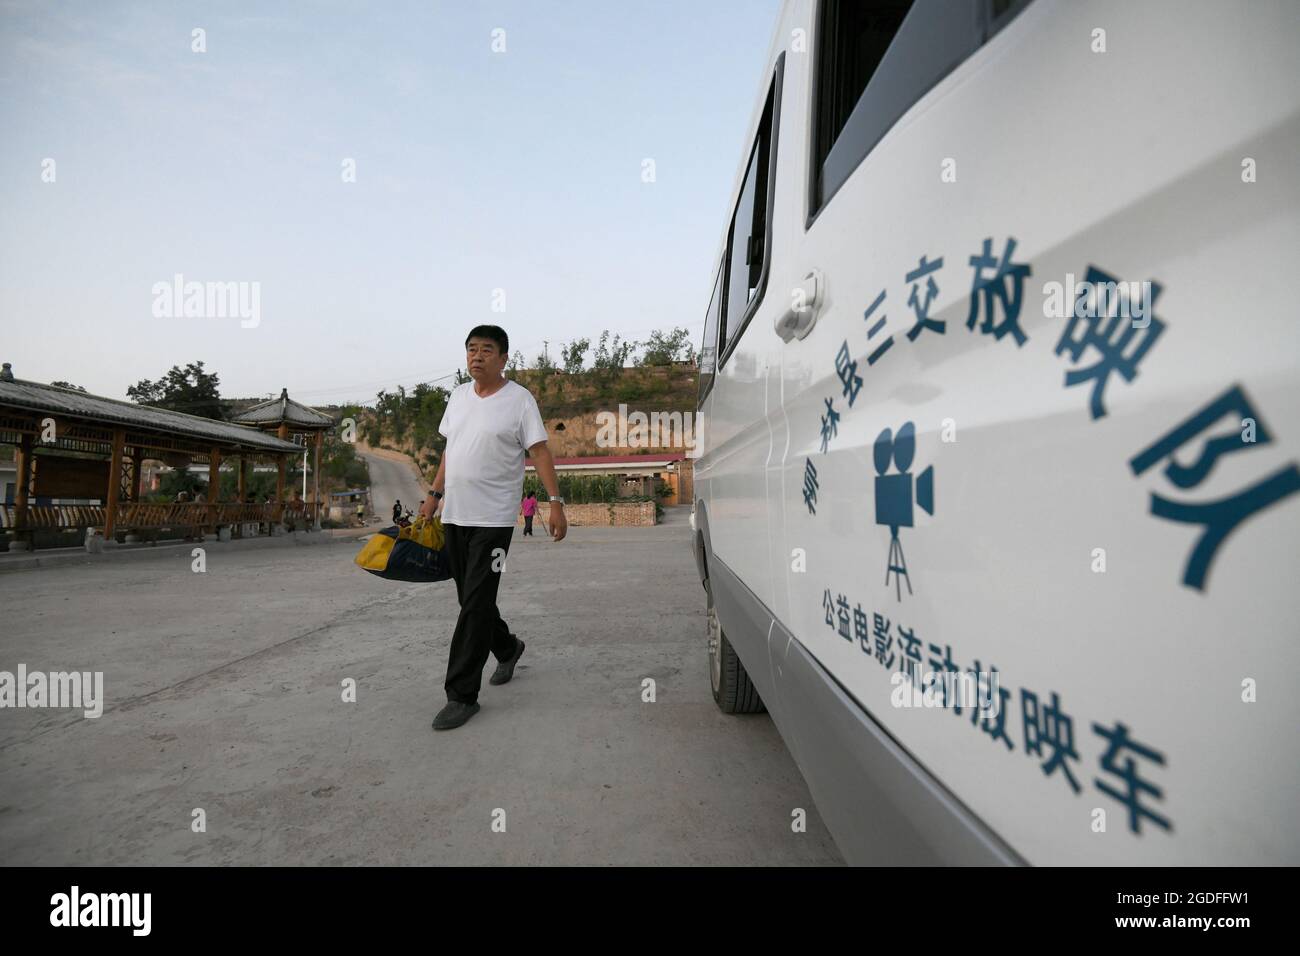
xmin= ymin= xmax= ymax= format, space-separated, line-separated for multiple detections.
xmin=0 ymin=372 xmax=302 ymax=454
xmin=230 ymin=388 xmax=333 ymax=429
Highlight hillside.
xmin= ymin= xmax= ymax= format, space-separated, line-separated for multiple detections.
xmin=361 ymin=363 xmax=699 ymax=480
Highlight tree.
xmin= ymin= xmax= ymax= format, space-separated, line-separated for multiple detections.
xmin=532 ymin=350 xmax=557 ymax=373
xmin=561 ymin=338 xmax=590 ymax=374
xmin=217 ymin=466 xmax=304 ymax=503
xmin=155 ymin=468 xmax=207 ymax=500
xmin=317 ymin=439 xmax=370 ymax=488
xmin=365 ymin=381 xmax=451 ymax=456
xmin=127 ymin=361 xmax=226 ymax=420
xmin=374 ymin=386 xmax=407 ymax=442
xmin=593 ymin=330 xmax=636 ymax=376
xmin=637 ymin=327 xmax=696 ymax=366
xmin=409 ymin=382 xmax=449 ymax=452
xmin=50 ymin=381 xmax=87 ymax=391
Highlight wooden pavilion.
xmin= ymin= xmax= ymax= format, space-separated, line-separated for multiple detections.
xmin=229 ymin=388 xmax=334 ymax=528
xmin=0 ymin=363 xmax=312 ymax=550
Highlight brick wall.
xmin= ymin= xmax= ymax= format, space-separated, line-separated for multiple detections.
xmin=517 ymin=500 xmax=656 ymax=528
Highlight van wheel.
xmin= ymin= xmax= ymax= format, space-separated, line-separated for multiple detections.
xmin=706 ymin=585 xmax=765 ymax=714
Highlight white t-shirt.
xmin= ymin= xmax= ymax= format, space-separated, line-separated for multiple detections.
xmin=439 ymin=379 xmax=548 ymax=527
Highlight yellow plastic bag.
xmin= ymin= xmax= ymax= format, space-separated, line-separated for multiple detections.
xmin=399 ymin=515 xmax=444 ymax=551
xmin=354 ymin=530 xmax=396 ymax=571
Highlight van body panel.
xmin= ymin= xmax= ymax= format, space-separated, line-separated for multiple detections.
xmin=771 ymin=616 xmax=1024 ymax=865
xmin=708 ymin=551 xmax=777 ymax=704
xmin=696 ymin=0 xmax=1300 ymax=864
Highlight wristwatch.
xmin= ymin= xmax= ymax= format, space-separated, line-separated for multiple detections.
xmin=430 ymin=490 xmax=443 ymax=500
xmin=549 ymin=495 xmax=565 ymax=504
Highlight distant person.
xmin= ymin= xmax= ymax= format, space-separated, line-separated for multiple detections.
xmin=393 ymin=499 xmax=403 ymax=523
xmin=520 ymin=492 xmax=537 ymax=536
xmin=420 ymin=325 xmax=567 ymax=731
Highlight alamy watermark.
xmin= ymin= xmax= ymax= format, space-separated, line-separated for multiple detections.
xmin=1042 ymin=272 xmax=1153 ymax=329
xmin=595 ymin=404 xmax=696 ymax=451
xmin=0 ymin=665 xmax=104 ymax=718
xmin=890 ymin=668 xmax=1001 ymax=718
xmin=50 ymin=886 xmax=150 ymax=935
xmin=151 ymin=273 xmax=260 ymax=328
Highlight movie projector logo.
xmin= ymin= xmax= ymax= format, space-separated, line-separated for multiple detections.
xmin=874 ymin=422 xmax=934 ymax=601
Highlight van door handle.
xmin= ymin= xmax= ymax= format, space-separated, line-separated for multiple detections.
xmin=774 ymin=269 xmax=823 ymax=343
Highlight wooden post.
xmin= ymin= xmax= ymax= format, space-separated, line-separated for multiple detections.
xmin=275 ymin=456 xmax=286 ymax=522
xmin=209 ymin=448 xmax=222 ymax=502
xmin=233 ymin=455 xmax=248 ymax=538
xmin=130 ymin=450 xmax=143 ymax=502
xmin=104 ymin=428 xmax=125 ymax=540
xmin=275 ymin=423 xmax=289 ymax=524
xmin=312 ymin=431 xmax=322 ymax=528
xmin=14 ymin=433 xmax=33 ymax=546
xmin=209 ymin=446 xmax=222 ymax=532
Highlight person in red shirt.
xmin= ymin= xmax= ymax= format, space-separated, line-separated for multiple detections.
xmin=520 ymin=492 xmax=537 ymax=536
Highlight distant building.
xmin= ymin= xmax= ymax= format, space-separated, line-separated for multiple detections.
xmin=523 ymin=453 xmax=692 ymax=505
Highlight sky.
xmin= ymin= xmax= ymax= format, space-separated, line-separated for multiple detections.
xmin=0 ymin=0 xmax=781 ymax=405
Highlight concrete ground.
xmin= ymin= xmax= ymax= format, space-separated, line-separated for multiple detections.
xmin=0 ymin=507 xmax=843 ymax=865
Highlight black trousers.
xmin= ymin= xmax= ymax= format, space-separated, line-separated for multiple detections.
xmin=523 ymin=514 xmax=533 ymax=535
xmin=443 ymin=522 xmax=518 ymax=704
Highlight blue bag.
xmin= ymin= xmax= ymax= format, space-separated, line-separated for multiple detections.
xmin=356 ymin=520 xmax=453 ymax=583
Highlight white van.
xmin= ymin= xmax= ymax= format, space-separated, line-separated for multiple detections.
xmin=691 ymin=0 xmax=1300 ymax=865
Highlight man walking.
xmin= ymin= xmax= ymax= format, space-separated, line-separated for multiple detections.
xmin=421 ymin=325 xmax=568 ymax=730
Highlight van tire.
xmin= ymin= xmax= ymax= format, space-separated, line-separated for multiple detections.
xmin=706 ymin=584 xmax=766 ymax=714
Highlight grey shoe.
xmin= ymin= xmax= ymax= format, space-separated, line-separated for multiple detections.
xmin=489 ymin=638 xmax=526 ymax=686
xmin=432 ymin=700 xmax=480 ymax=730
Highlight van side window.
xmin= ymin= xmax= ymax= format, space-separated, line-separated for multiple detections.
xmin=987 ymin=0 xmax=1032 ymax=39
xmin=811 ymin=0 xmax=984 ymax=216
xmin=698 ymin=265 xmax=724 ymax=406
xmin=719 ymin=62 xmax=781 ymax=364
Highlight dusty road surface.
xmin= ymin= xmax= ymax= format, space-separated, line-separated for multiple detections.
xmin=356 ymin=444 xmax=426 ymax=524
xmin=0 ymin=510 xmax=843 ymax=865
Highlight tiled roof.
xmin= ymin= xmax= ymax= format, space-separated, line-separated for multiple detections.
xmin=230 ymin=388 xmax=334 ymax=428
xmin=0 ymin=374 xmax=302 ymax=453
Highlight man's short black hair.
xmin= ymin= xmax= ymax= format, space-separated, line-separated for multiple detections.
xmin=465 ymin=325 xmax=509 ymax=355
